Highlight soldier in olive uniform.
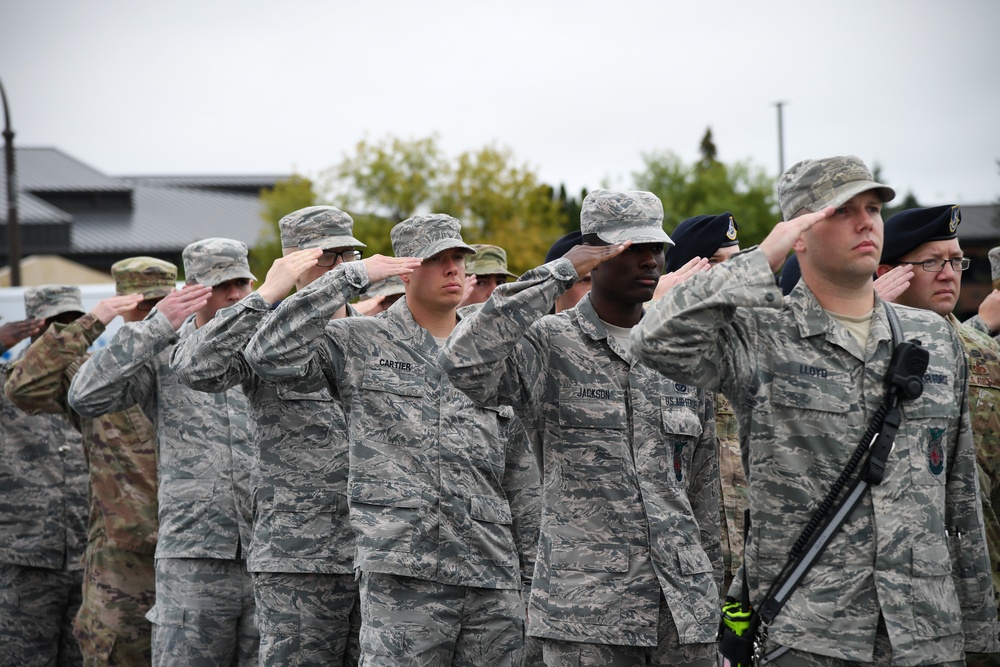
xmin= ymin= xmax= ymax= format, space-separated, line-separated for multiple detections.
xmin=171 ymin=207 xmax=414 ymax=666
xmin=459 ymin=244 xmax=518 ymax=307
xmin=68 ymin=240 xmax=260 ymax=666
xmin=0 ymin=315 xmax=44 ymax=357
xmin=0 ymin=286 xmax=88 ymax=666
xmin=877 ymin=205 xmax=1000 ymax=666
xmin=245 ymin=215 xmax=535 ymax=666
xmin=6 ymin=258 xmax=175 ymax=666
xmin=663 ymin=212 xmax=746 ymax=598
xmin=633 ymin=156 xmax=999 ymax=665
xmin=965 ymin=247 xmax=1000 ymax=338
xmin=441 ymin=189 xmax=722 ymax=666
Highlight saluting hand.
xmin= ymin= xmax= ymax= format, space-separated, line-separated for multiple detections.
xmin=873 ymin=264 xmax=915 ymax=303
xmin=563 ymin=241 xmax=631 ymax=279
xmin=759 ymin=207 xmax=835 ymax=273
xmin=651 ymin=257 xmax=711 ymax=301
xmin=91 ymin=294 xmax=145 ymax=325
xmin=0 ymin=318 xmax=45 ymax=348
xmin=363 ymin=254 xmax=423 ymax=284
xmin=155 ymin=284 xmax=212 ymax=331
xmin=978 ymin=289 xmax=1000 ymax=333
xmin=257 ymin=248 xmax=323 ymax=305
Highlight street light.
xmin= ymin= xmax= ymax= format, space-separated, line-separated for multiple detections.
xmin=774 ymin=101 xmax=786 ymax=176
xmin=1 ymin=77 xmax=20 ymax=286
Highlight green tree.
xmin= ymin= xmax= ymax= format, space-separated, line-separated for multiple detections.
xmin=434 ymin=145 xmax=567 ymax=274
xmin=633 ymin=134 xmax=776 ymax=247
xmin=250 ymin=174 xmax=317 ymax=279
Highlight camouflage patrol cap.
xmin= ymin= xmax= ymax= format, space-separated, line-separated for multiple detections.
xmin=279 ymin=206 xmax=366 ymax=250
xmin=361 ymin=275 xmax=406 ymax=300
xmin=465 ymin=244 xmax=517 ymax=278
xmin=24 ymin=285 xmax=84 ymax=321
xmin=881 ymin=205 xmax=961 ymax=264
xmin=989 ymin=247 xmax=1000 ymax=288
xmin=580 ymin=189 xmax=672 ymax=245
xmin=112 ymin=256 xmax=177 ymax=299
xmin=182 ymin=238 xmax=256 ymax=287
xmin=390 ymin=214 xmax=475 ymax=259
xmin=777 ymin=155 xmax=895 ymax=221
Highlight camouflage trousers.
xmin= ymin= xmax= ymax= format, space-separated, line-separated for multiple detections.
xmin=73 ymin=544 xmax=155 ymax=666
xmin=147 ymin=557 xmax=259 ymax=667
xmin=358 ymin=571 xmax=524 ymax=666
xmin=254 ymin=570 xmax=361 ymax=666
xmin=0 ymin=562 xmax=83 ymax=667
xmin=539 ymin=592 xmax=715 ymax=667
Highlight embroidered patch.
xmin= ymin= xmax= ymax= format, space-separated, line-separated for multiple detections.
xmin=673 ymin=441 xmax=685 ymax=482
xmin=674 ymin=382 xmax=688 ymax=393
xmin=726 ymin=215 xmax=738 ymax=240
xmin=928 ymin=428 xmax=945 ymax=475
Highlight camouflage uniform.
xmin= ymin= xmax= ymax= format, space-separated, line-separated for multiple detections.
xmin=964 ymin=247 xmax=1000 ymax=338
xmin=441 ymin=256 xmax=722 ymax=663
xmin=68 ymin=240 xmax=259 ymax=666
xmin=4 ymin=258 xmax=174 ymax=666
xmin=715 ymin=393 xmax=747 ymax=592
xmin=632 ymin=246 xmax=999 ymax=664
xmin=245 ymin=215 xmax=534 ymax=666
xmin=0 ymin=286 xmax=88 ymax=666
xmin=170 ymin=205 xmax=369 ymax=667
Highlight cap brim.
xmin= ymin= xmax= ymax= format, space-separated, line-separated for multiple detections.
xmin=596 ymin=227 xmax=674 ymax=246
xmin=812 ymin=182 xmax=896 ymax=212
xmin=419 ymin=238 xmax=476 ymax=260
xmin=301 ymin=235 xmax=367 ymax=250
xmin=201 ymin=269 xmax=257 ymax=287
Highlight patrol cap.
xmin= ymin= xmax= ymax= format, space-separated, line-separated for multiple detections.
xmin=779 ymin=254 xmax=801 ymax=296
xmin=545 ymin=230 xmax=583 ymax=263
xmin=361 ymin=275 xmax=406 ymax=301
xmin=112 ymin=256 xmax=177 ymax=299
xmin=988 ymin=246 xmax=1000 ymax=289
xmin=580 ymin=189 xmax=672 ymax=245
xmin=24 ymin=285 xmax=84 ymax=321
xmin=465 ymin=244 xmax=517 ymax=278
xmin=777 ymin=155 xmax=895 ymax=221
xmin=664 ymin=212 xmax=740 ymax=273
xmin=182 ymin=238 xmax=256 ymax=287
xmin=279 ymin=205 xmax=365 ymax=250
xmin=390 ymin=214 xmax=475 ymax=259
xmin=881 ymin=205 xmax=961 ymax=264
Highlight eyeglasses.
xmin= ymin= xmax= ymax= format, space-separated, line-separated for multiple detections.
xmin=316 ymin=249 xmax=362 ymax=267
xmin=897 ymin=258 xmax=971 ymax=273
xmin=136 ymin=297 xmax=164 ymax=312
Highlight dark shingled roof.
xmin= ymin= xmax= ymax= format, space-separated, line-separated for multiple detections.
xmin=957 ymin=204 xmax=1000 ymax=241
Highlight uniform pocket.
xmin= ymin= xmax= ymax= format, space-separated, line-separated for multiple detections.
xmin=269 ymin=487 xmax=343 ymax=559
xmin=547 ymin=541 xmax=627 ymax=624
xmin=348 ymin=479 xmax=425 ymax=553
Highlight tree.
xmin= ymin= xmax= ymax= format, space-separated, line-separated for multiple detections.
xmin=434 ymin=145 xmax=567 ymax=274
xmin=250 ymin=174 xmax=317 ymax=279
xmin=633 ymin=135 xmax=776 ymax=247
xmin=320 ymin=135 xmax=449 ymax=223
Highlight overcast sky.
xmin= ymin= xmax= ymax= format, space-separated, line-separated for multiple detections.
xmin=3 ymin=0 xmax=998 ymax=209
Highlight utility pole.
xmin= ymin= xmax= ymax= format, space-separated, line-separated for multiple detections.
xmin=775 ymin=101 xmax=786 ymax=176
xmin=1 ymin=77 xmax=20 ymax=287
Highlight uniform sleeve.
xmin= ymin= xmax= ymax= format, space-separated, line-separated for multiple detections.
xmin=245 ymin=261 xmax=368 ymax=380
xmin=440 ymin=259 xmax=574 ymax=420
xmin=170 ymin=293 xmax=271 ymax=392
xmin=963 ymin=314 xmax=995 ymax=338
xmin=4 ymin=315 xmax=104 ymax=421
xmin=631 ymin=247 xmax=781 ymax=398
xmin=946 ymin=349 xmax=1000 ymax=651
xmin=501 ymin=411 xmax=542 ymax=590
xmin=67 ymin=311 xmax=173 ymax=419
xmin=689 ymin=390 xmax=723 ymax=591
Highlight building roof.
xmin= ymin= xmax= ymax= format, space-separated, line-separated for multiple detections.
xmin=1 ymin=146 xmax=289 ymax=258
xmin=957 ymin=204 xmax=1000 ymax=242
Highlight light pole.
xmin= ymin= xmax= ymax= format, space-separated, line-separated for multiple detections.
xmin=774 ymin=101 xmax=786 ymax=176
xmin=1 ymin=77 xmax=20 ymax=286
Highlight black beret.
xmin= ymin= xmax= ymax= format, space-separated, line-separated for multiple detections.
xmin=779 ymin=253 xmax=800 ymax=296
xmin=545 ymin=230 xmax=584 ymax=263
xmin=881 ymin=205 xmax=961 ymax=264
xmin=664 ymin=212 xmax=739 ymax=273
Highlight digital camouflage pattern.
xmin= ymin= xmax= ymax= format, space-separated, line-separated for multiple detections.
xmin=776 ymin=155 xmax=895 ymax=221
xmin=24 ymin=284 xmax=84 ymax=321
xmin=244 ymin=261 xmax=533 ymax=591
xmin=4 ymin=313 xmax=159 ymax=664
xmin=440 ymin=259 xmax=721 ymax=650
xmin=631 ymin=247 xmax=1000 ymax=664
xmin=279 ymin=205 xmax=365 ymax=250
xmin=111 ymin=256 xmax=177 ymax=299
xmin=579 ymin=189 xmax=672 ymax=245
xmin=389 ymin=214 xmax=475 ymax=259
xmin=169 ymin=291 xmax=364 ymax=664
xmin=715 ymin=392 xmax=747 ymax=589
xmin=182 ymin=237 xmax=256 ymax=287
xmin=965 ymin=246 xmax=1000 ymax=336
xmin=66 ymin=310 xmax=258 ymax=664
xmin=0 ymin=344 xmax=87 ymax=665
xmin=466 ymin=244 xmax=517 ymax=278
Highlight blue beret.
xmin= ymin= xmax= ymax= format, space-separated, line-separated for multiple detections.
xmin=664 ymin=212 xmax=739 ymax=273
xmin=779 ymin=254 xmax=801 ymax=296
xmin=545 ymin=230 xmax=584 ymax=263
xmin=881 ymin=205 xmax=961 ymax=264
